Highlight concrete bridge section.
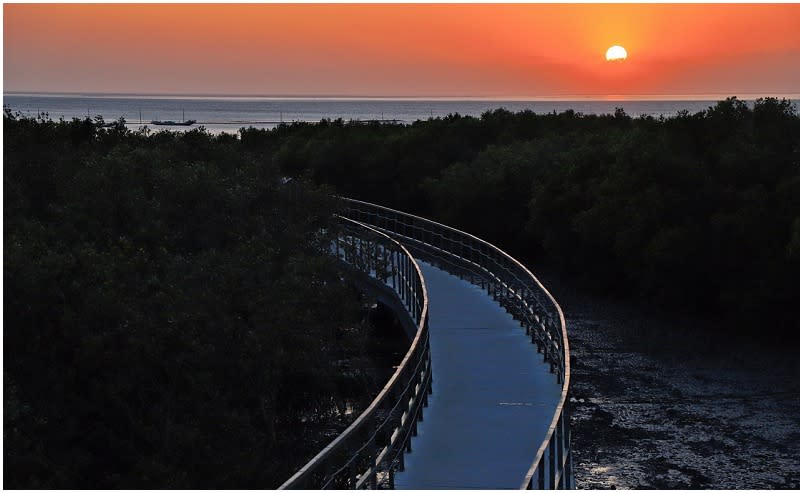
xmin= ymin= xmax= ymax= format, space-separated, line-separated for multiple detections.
xmin=394 ymin=262 xmax=561 ymax=489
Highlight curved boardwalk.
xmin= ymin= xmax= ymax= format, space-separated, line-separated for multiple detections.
xmin=394 ymin=262 xmax=561 ymax=489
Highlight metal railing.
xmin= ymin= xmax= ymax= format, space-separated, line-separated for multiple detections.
xmin=279 ymin=216 xmax=431 ymax=489
xmin=342 ymin=198 xmax=573 ymax=489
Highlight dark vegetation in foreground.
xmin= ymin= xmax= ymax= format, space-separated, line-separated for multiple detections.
xmin=4 ymin=113 xmax=409 ymax=488
xmin=243 ymin=97 xmax=798 ymax=337
xmin=4 ymin=96 xmax=798 ymax=487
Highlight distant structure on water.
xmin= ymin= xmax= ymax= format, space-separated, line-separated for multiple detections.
xmin=151 ymin=109 xmax=195 ymax=126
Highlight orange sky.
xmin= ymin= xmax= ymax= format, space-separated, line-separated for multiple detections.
xmin=4 ymin=3 xmax=800 ymax=97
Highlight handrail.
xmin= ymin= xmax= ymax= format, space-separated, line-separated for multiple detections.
xmin=279 ymin=216 xmax=431 ymax=489
xmin=341 ymin=198 xmax=573 ymax=489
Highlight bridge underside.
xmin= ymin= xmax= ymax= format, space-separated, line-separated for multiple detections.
xmin=393 ymin=262 xmax=561 ymax=489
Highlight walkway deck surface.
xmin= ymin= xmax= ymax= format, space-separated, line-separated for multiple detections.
xmin=393 ymin=262 xmax=561 ymax=489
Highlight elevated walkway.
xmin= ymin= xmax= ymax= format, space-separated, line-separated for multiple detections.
xmin=279 ymin=199 xmax=572 ymax=490
xmin=394 ymin=262 xmax=561 ymax=489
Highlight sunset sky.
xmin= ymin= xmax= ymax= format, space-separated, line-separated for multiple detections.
xmin=4 ymin=3 xmax=800 ymax=98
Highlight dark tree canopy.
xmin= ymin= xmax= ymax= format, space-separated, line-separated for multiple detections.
xmin=4 ymin=113 xmax=400 ymax=488
xmin=5 ymin=96 xmax=799 ymax=487
xmin=248 ymin=98 xmax=800 ymax=333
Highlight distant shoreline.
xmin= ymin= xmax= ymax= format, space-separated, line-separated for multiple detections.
xmin=7 ymin=93 xmax=798 ymax=135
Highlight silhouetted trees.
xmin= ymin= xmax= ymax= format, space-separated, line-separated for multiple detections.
xmin=4 ymin=113 xmax=401 ymax=488
xmin=260 ymin=98 xmax=799 ymax=333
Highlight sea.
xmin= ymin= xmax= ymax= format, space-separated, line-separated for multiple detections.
xmin=4 ymin=93 xmax=799 ymax=135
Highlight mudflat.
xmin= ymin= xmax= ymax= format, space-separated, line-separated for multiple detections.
xmin=540 ymin=273 xmax=800 ymax=489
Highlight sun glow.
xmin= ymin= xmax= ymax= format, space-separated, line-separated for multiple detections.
xmin=605 ymin=45 xmax=628 ymax=61
xmin=5 ymin=4 xmax=800 ymax=96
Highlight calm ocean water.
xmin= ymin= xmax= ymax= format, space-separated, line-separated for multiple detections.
xmin=4 ymin=93 xmax=798 ymax=135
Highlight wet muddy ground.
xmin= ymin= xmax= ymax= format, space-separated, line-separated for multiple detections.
xmin=538 ymin=273 xmax=800 ymax=489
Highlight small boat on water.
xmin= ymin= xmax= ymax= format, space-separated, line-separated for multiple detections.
xmin=151 ymin=109 xmax=196 ymax=126
xmin=150 ymin=119 xmax=197 ymax=126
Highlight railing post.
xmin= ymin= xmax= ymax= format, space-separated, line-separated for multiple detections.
xmin=402 ymin=255 xmax=408 ymax=304
xmin=557 ymin=415 xmax=564 ymax=488
xmin=548 ymin=434 xmax=556 ymax=489
xmin=538 ymin=459 xmax=545 ymax=489
xmin=368 ymin=430 xmax=378 ymax=490
xmin=391 ymin=249 xmax=398 ymax=290
xmin=565 ymin=439 xmax=574 ymax=490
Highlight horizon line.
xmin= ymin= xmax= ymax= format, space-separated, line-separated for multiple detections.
xmin=6 ymin=90 xmax=800 ymax=102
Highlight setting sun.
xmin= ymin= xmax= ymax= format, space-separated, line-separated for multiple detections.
xmin=605 ymin=45 xmax=628 ymax=61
